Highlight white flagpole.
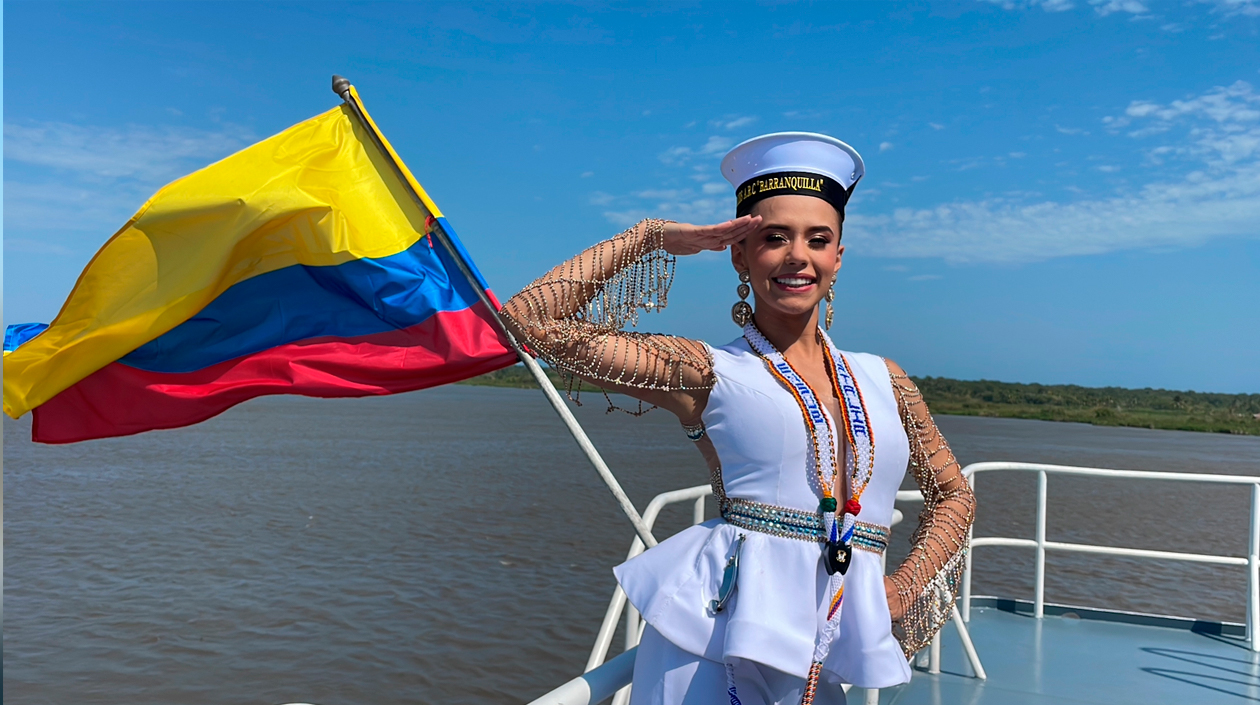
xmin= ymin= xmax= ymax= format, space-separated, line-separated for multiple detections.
xmin=333 ymin=75 xmax=658 ymax=549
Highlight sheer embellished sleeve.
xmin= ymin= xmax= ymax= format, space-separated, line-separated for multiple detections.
xmin=886 ymin=361 xmax=976 ymax=657
xmin=499 ymin=219 xmax=715 ymax=413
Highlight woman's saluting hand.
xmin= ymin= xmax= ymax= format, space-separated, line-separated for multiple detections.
xmin=663 ymin=215 xmax=762 ymax=256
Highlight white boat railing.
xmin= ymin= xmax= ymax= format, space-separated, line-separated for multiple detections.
xmin=532 ymin=460 xmax=1259 ymax=704
xmin=585 ymin=484 xmax=711 ymax=677
xmin=566 ymin=486 xmax=963 ymax=705
xmin=949 ymin=461 xmax=1260 ymax=652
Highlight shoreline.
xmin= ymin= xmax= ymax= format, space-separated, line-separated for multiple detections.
xmin=460 ymin=366 xmax=1260 ymax=436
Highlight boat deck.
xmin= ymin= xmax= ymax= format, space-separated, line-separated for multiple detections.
xmin=850 ymin=602 xmax=1258 ymax=705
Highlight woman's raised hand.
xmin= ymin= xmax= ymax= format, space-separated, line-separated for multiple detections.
xmin=662 ymin=215 xmax=762 ymax=256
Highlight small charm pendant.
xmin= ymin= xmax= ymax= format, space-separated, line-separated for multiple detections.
xmin=710 ymin=534 xmax=746 ymax=613
xmin=823 ymin=539 xmax=852 ymax=576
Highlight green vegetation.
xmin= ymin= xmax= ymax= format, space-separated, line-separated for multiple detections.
xmin=913 ymin=377 xmax=1260 ymax=435
xmin=462 ymin=366 xmax=1260 ymax=436
xmin=460 ymin=365 xmax=599 ymax=393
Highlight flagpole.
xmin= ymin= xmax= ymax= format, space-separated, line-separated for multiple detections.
xmin=332 ymin=76 xmax=659 ymax=549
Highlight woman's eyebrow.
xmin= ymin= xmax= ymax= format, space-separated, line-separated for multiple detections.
xmin=758 ymin=222 xmax=836 ymax=236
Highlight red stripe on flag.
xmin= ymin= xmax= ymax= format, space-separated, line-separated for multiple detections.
xmin=32 ymin=306 xmax=517 ymax=444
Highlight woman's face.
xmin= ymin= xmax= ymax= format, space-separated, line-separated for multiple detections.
xmin=730 ymin=195 xmax=843 ymax=322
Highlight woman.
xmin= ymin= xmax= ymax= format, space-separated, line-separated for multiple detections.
xmin=501 ymin=133 xmax=974 ymax=705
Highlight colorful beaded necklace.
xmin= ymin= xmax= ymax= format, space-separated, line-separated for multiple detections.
xmin=741 ymin=321 xmax=876 ymax=705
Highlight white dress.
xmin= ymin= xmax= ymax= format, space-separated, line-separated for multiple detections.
xmin=613 ymin=337 xmax=914 ymax=704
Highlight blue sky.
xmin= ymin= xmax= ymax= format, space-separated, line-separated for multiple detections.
xmin=4 ymin=1 xmax=1258 ymax=393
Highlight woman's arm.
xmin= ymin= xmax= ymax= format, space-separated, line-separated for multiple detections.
xmin=882 ymin=359 xmax=976 ymax=657
xmin=500 ymin=217 xmax=757 ymax=421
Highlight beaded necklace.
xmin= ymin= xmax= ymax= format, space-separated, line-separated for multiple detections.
xmin=741 ymin=321 xmax=876 ymax=705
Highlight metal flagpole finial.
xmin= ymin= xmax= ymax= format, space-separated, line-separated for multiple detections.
xmin=331 ymin=75 xmax=352 ymax=101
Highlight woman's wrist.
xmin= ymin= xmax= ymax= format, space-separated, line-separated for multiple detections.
xmin=658 ymin=216 xmax=761 ymax=257
xmin=644 ymin=218 xmax=671 ymax=253
xmin=884 ymin=575 xmax=906 ymax=622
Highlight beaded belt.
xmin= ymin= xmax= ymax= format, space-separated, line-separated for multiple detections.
xmin=721 ymin=497 xmax=889 ymax=554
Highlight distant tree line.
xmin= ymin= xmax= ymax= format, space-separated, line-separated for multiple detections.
xmin=462 ymin=366 xmax=1260 ymax=436
xmin=911 ymin=377 xmax=1260 ymax=435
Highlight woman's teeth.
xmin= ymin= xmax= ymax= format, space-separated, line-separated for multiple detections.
xmin=774 ymin=277 xmax=815 ymax=287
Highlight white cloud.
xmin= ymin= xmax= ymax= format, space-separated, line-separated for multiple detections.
xmin=848 ymin=170 xmax=1260 ymax=263
xmin=1090 ymin=0 xmax=1148 ymax=14
xmin=4 ymin=121 xmax=252 ymax=182
xmin=599 ymin=181 xmax=734 ymax=226
xmin=603 ymin=189 xmax=732 ymax=227
xmin=980 ymin=0 xmax=1075 ymax=11
xmin=711 ymin=115 xmax=758 ymax=130
xmin=659 ymin=135 xmax=733 ymax=165
xmin=1055 ymin=125 xmax=1089 ymax=135
xmin=1 ymin=180 xmax=145 ymax=235
xmin=950 ymin=156 xmax=987 ymax=171
xmin=598 ymin=129 xmax=746 ymax=225
xmin=4 ymin=238 xmax=77 ymax=256
xmin=1009 ymin=151 xmax=1027 ymax=158
xmin=846 ymin=80 xmax=1260 ymax=263
xmin=880 ymin=141 xmax=895 ymax=152
xmin=1196 ymin=0 xmax=1260 ymax=16
xmin=659 ymin=145 xmax=694 ymax=165
xmin=4 ymin=120 xmax=255 ymax=237
xmin=929 ymin=122 xmax=946 ymax=130
xmin=580 ymin=171 xmax=594 ymax=178
xmin=1115 ymin=81 xmax=1260 ymax=126
xmin=701 ymin=136 xmax=734 ymax=154
xmin=636 ymin=189 xmax=687 ymax=200
xmin=604 ymin=83 xmax=1260 ymax=264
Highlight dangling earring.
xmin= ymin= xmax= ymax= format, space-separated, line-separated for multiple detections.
xmin=732 ymin=271 xmax=753 ymax=326
xmin=824 ymin=284 xmax=835 ymax=330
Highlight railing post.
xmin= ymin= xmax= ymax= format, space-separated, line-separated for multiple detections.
xmin=624 ymin=597 xmax=642 ymax=654
xmin=694 ymin=495 xmax=706 ymax=526
xmin=1249 ymin=483 xmax=1259 ymax=652
xmin=962 ymin=471 xmax=975 ymax=623
xmin=928 ymin=628 xmax=942 ymax=674
xmin=951 ymin=605 xmax=988 ymax=680
xmin=1034 ymin=470 xmax=1047 ymax=619
xmin=586 ymin=586 xmax=630 ymax=672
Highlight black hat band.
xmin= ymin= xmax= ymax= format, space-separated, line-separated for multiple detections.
xmin=734 ymin=171 xmax=856 ymax=219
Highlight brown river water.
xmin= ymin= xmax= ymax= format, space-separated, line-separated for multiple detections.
xmin=4 ymin=384 xmax=1258 ymax=704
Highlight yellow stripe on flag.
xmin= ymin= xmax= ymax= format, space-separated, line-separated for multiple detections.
xmin=4 ymin=103 xmax=434 ymax=419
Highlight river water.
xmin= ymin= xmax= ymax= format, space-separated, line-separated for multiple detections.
xmin=4 ymin=385 xmax=1258 ymax=704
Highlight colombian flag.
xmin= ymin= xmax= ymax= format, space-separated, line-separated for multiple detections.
xmin=3 ymin=87 xmax=518 ymax=443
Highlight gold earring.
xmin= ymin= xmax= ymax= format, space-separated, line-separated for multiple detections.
xmin=824 ymin=284 xmax=835 ymax=330
xmin=732 ymin=271 xmax=752 ymax=326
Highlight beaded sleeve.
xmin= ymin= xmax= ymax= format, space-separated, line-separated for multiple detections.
xmin=499 ymin=219 xmax=715 ymax=410
xmin=887 ymin=369 xmax=976 ymax=658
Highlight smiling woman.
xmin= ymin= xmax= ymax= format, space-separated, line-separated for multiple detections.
xmin=500 ymin=133 xmax=975 ymax=705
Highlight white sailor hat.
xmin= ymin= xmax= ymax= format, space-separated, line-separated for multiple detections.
xmin=720 ymin=132 xmax=865 ymax=219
